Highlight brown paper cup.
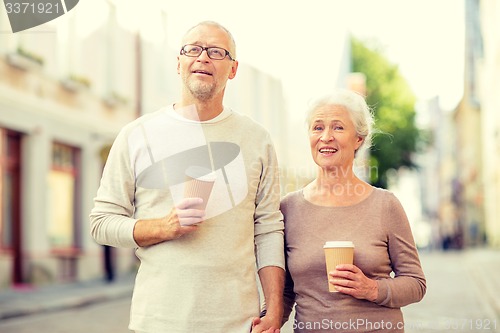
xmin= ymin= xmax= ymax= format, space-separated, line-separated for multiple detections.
xmin=183 ymin=166 xmax=216 ymax=210
xmin=324 ymin=241 xmax=354 ymax=292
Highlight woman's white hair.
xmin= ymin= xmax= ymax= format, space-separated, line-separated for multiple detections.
xmin=305 ymin=89 xmax=375 ymax=154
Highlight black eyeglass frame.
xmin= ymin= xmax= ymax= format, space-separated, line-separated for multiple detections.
xmin=180 ymin=44 xmax=235 ymax=61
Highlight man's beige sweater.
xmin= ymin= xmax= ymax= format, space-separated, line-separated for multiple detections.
xmin=90 ymin=106 xmax=284 ymax=333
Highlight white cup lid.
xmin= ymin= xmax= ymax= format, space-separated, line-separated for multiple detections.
xmin=323 ymin=241 xmax=354 ymax=248
xmin=185 ymin=166 xmax=217 ymax=181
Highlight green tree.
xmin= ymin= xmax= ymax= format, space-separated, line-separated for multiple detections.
xmin=351 ymin=37 xmax=420 ymax=188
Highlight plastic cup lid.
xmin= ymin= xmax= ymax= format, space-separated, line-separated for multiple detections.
xmin=323 ymin=241 xmax=354 ymax=248
xmin=185 ymin=166 xmax=217 ymax=182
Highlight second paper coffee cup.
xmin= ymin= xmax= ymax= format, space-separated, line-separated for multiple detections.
xmin=324 ymin=241 xmax=354 ymax=292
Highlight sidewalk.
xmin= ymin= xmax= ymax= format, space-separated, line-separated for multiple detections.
xmin=0 ymin=274 xmax=134 ymax=321
xmin=463 ymin=247 xmax=500 ymax=317
xmin=401 ymin=247 xmax=500 ymax=333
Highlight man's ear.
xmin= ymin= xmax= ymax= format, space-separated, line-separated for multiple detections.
xmin=177 ymin=56 xmax=180 ymax=74
xmin=228 ymin=60 xmax=238 ymax=80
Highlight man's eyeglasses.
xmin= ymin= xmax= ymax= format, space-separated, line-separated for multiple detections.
xmin=180 ymin=44 xmax=235 ymax=61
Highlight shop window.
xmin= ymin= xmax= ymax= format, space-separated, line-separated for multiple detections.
xmin=48 ymin=142 xmax=81 ymax=250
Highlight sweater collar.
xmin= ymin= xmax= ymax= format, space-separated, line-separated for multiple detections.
xmin=168 ymin=104 xmax=232 ymax=123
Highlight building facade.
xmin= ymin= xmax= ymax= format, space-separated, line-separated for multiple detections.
xmin=477 ymin=0 xmax=500 ymax=246
xmin=447 ymin=0 xmax=500 ymax=248
xmin=0 ymin=3 xmax=140 ymax=289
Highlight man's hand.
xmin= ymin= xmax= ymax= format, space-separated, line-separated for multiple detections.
xmin=250 ymin=266 xmax=284 ymax=333
xmin=133 ymin=198 xmax=205 ymax=247
xmin=251 ymin=316 xmax=280 ymax=333
xmin=251 ymin=316 xmax=281 ymax=333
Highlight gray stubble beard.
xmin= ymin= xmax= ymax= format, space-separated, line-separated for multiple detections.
xmin=187 ymin=80 xmax=215 ymax=101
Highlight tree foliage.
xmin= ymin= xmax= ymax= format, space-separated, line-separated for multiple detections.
xmin=351 ymin=37 xmax=420 ymax=188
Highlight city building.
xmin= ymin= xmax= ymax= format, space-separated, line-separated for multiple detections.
xmin=443 ymin=0 xmax=500 ymax=248
xmin=417 ymin=97 xmax=460 ymax=249
xmin=452 ymin=0 xmax=492 ymax=248
xmin=476 ymin=0 xmax=500 ymax=246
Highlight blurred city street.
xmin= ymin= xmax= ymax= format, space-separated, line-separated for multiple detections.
xmin=0 ymin=248 xmax=499 ymax=332
xmin=0 ymin=1 xmax=500 ymax=333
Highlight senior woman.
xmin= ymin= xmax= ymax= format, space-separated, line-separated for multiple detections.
xmin=281 ymin=90 xmax=426 ymax=333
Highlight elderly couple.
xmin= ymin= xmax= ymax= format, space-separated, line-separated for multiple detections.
xmin=90 ymin=21 xmax=426 ymax=333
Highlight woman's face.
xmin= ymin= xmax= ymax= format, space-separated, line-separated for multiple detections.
xmin=308 ymin=104 xmax=364 ymax=171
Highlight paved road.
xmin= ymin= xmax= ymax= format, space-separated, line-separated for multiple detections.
xmin=0 ymin=297 xmax=132 ymax=333
xmin=0 ymin=249 xmax=498 ymax=332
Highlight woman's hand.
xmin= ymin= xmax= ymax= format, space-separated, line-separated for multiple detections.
xmin=329 ymin=264 xmax=378 ymax=302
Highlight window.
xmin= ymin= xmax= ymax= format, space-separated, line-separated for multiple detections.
xmin=47 ymin=142 xmax=81 ymax=249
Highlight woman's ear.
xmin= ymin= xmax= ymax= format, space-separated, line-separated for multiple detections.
xmin=356 ymin=136 xmax=364 ymax=148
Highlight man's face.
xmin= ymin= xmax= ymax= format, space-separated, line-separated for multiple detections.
xmin=177 ymin=25 xmax=238 ymax=101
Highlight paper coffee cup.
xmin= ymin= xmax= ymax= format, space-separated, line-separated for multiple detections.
xmin=183 ymin=166 xmax=216 ymax=210
xmin=324 ymin=241 xmax=354 ymax=292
